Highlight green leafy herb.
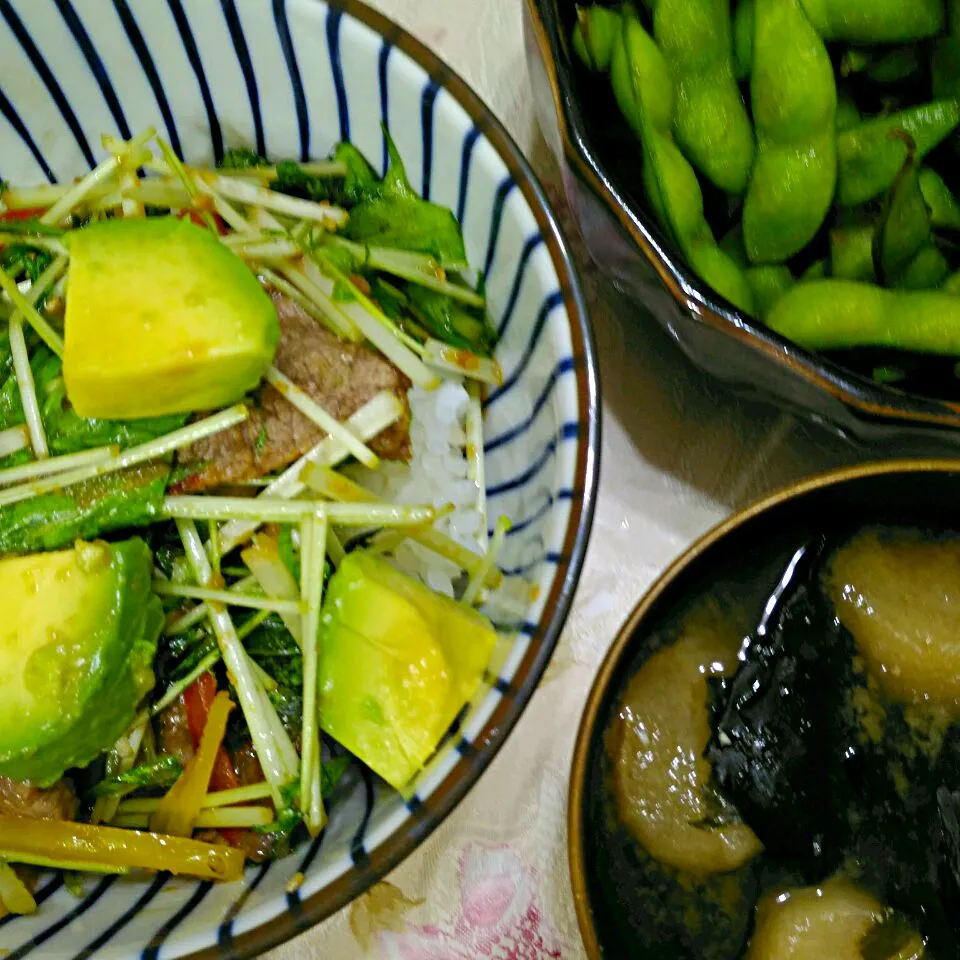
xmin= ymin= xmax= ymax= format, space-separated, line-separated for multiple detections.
xmin=321 ymin=755 xmax=350 ymax=797
xmin=218 ymin=147 xmax=269 ymax=170
xmin=90 ymin=755 xmax=183 ymax=797
xmin=277 ymin=525 xmax=301 ymax=582
xmin=405 ymin=284 xmax=495 ymax=355
xmin=344 ymin=129 xmax=467 ymax=264
xmin=329 ymin=142 xmax=379 ymax=207
xmin=271 ymin=160 xmax=331 ymax=203
xmin=0 ymin=462 xmax=171 ymax=555
xmin=245 ymin=614 xmax=303 ymax=690
xmin=0 ymin=243 xmax=54 ymax=286
xmin=254 ymin=422 xmax=268 ymax=456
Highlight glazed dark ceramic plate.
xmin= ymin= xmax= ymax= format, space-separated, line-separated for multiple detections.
xmin=524 ymin=0 xmax=960 ymax=446
xmin=568 ymin=459 xmax=960 ymax=959
xmin=0 ymin=1 xmax=600 ymax=956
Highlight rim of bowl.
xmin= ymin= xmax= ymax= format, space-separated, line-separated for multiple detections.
xmin=567 ymin=457 xmax=960 ymax=959
xmin=525 ymin=0 xmax=960 ymax=433
xmin=170 ymin=1 xmax=601 ymax=957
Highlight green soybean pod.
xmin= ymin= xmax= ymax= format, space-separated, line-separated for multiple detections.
xmin=944 ymin=269 xmax=960 ymax=293
xmin=766 ymin=279 xmax=960 ymax=353
xmin=873 ymin=146 xmax=931 ymax=283
xmin=608 ymin=8 xmax=674 ymax=138
xmin=918 ymin=168 xmax=960 ymax=230
xmin=836 ymin=99 xmax=960 ymax=206
xmin=745 ymin=265 xmax=795 ymax=316
xmin=799 ymin=0 xmax=944 ymax=42
xmin=611 ymin=12 xmax=755 ymax=313
xmin=835 ymin=92 xmax=862 ymax=132
xmin=572 ymin=5 xmax=622 ymax=73
xmin=733 ymin=0 xmax=754 ymax=80
xmin=894 ymin=246 xmax=950 ymax=289
xmin=830 ymin=225 xmax=876 ymax=281
xmin=652 ymin=0 xmax=756 ymax=194
xmin=742 ymin=0 xmax=837 ymax=264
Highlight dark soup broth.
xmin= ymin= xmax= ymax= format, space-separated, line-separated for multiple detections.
xmin=586 ymin=525 xmax=960 ymax=960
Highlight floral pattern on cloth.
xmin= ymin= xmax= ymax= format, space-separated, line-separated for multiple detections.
xmin=365 ymin=843 xmax=564 ymax=959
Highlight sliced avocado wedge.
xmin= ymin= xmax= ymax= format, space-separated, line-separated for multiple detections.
xmin=318 ymin=551 xmax=498 ymax=790
xmin=0 ymin=538 xmax=162 ymax=786
xmin=63 ymin=217 xmax=278 ymax=419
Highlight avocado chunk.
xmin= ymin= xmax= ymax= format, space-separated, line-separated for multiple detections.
xmin=63 ymin=217 xmax=278 ymax=419
xmin=0 ymin=538 xmax=163 ymax=786
xmin=318 ymin=551 xmax=498 ymax=789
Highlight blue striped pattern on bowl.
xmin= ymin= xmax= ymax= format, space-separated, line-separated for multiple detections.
xmin=0 ymin=1 xmax=598 ymax=957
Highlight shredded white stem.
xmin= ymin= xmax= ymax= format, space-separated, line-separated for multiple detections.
xmin=299 ymin=512 xmax=328 ymax=834
xmin=201 ymin=173 xmax=348 ymax=228
xmin=264 ymin=366 xmax=379 ymax=469
xmin=0 ymin=405 xmax=247 ymax=507
xmin=90 ymin=713 xmax=149 ymax=825
xmin=0 ymin=265 xmax=65 ymax=358
xmin=162 ymin=494 xmax=432 ymax=527
xmin=7 ymin=319 xmax=47 ymax=459
xmin=150 ymin=649 xmax=222 ymax=716
xmin=152 ymin=581 xmax=302 ymax=615
xmin=463 ymin=516 xmax=511 ymax=606
xmin=0 ymin=862 xmax=36 ymax=916
xmin=117 ymin=781 xmax=273 ymax=814
xmin=422 ymin=339 xmax=503 ymax=386
xmin=254 ymin=265 xmax=338 ymax=331
xmin=241 ymin=534 xmax=303 ymax=644
xmin=0 ymin=425 xmax=29 ymax=459
xmin=217 ymin=160 xmax=348 ymax=181
xmin=465 ymin=382 xmax=488 ymax=550
xmin=113 ymin=806 xmax=272 ymax=831
xmin=365 ymin=246 xmax=485 ymax=307
xmin=265 ymin=257 xmax=361 ymax=341
xmin=0 ymin=444 xmax=119 ymax=488
xmin=175 ymin=519 xmax=299 ymax=810
xmin=40 ymin=157 xmax=120 ymax=226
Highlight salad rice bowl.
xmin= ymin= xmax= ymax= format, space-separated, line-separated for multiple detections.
xmin=0 ymin=1 xmax=598 ymax=957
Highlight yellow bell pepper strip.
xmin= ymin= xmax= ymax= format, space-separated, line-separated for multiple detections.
xmin=0 ymin=816 xmax=245 ymax=881
xmin=151 ymin=690 xmax=234 ymax=837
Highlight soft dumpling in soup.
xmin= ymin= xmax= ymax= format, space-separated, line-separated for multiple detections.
xmin=612 ymin=603 xmax=762 ymax=875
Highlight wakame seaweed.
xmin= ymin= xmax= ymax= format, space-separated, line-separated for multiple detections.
xmin=706 ymin=539 xmax=861 ymax=878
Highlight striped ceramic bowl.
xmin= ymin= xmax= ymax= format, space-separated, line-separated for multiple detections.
xmin=0 ymin=1 xmax=599 ymax=957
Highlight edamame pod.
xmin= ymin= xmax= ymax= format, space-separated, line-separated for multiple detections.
xmin=830 ymin=225 xmax=876 ymax=281
xmin=895 ymin=245 xmax=950 ymax=289
xmin=743 ymin=0 xmax=837 ymax=264
xmin=918 ymin=168 xmax=960 ymax=229
xmin=733 ymin=0 xmax=754 ymax=80
xmin=767 ymin=280 xmax=960 ymax=353
xmin=612 ymin=11 xmax=755 ymax=312
xmin=829 ymin=225 xmax=948 ymax=289
xmin=799 ymin=0 xmax=944 ymax=42
xmin=652 ymin=0 xmax=755 ymax=194
xmin=572 ymin=5 xmax=621 ymax=72
xmin=873 ymin=145 xmax=930 ymax=283
xmin=836 ymin=99 xmax=960 ymax=206
xmin=745 ymin=266 xmax=794 ymax=316
xmin=835 ymin=93 xmax=862 ymax=132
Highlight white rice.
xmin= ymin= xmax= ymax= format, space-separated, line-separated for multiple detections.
xmin=344 ymin=379 xmax=484 ymax=599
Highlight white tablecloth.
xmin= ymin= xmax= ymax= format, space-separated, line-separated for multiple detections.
xmin=269 ymin=3 xmax=873 ymax=956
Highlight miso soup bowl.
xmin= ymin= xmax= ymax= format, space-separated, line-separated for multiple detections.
xmin=524 ymin=0 xmax=960 ymax=447
xmin=569 ymin=460 xmax=960 ymax=959
xmin=0 ymin=1 xmax=599 ymax=957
